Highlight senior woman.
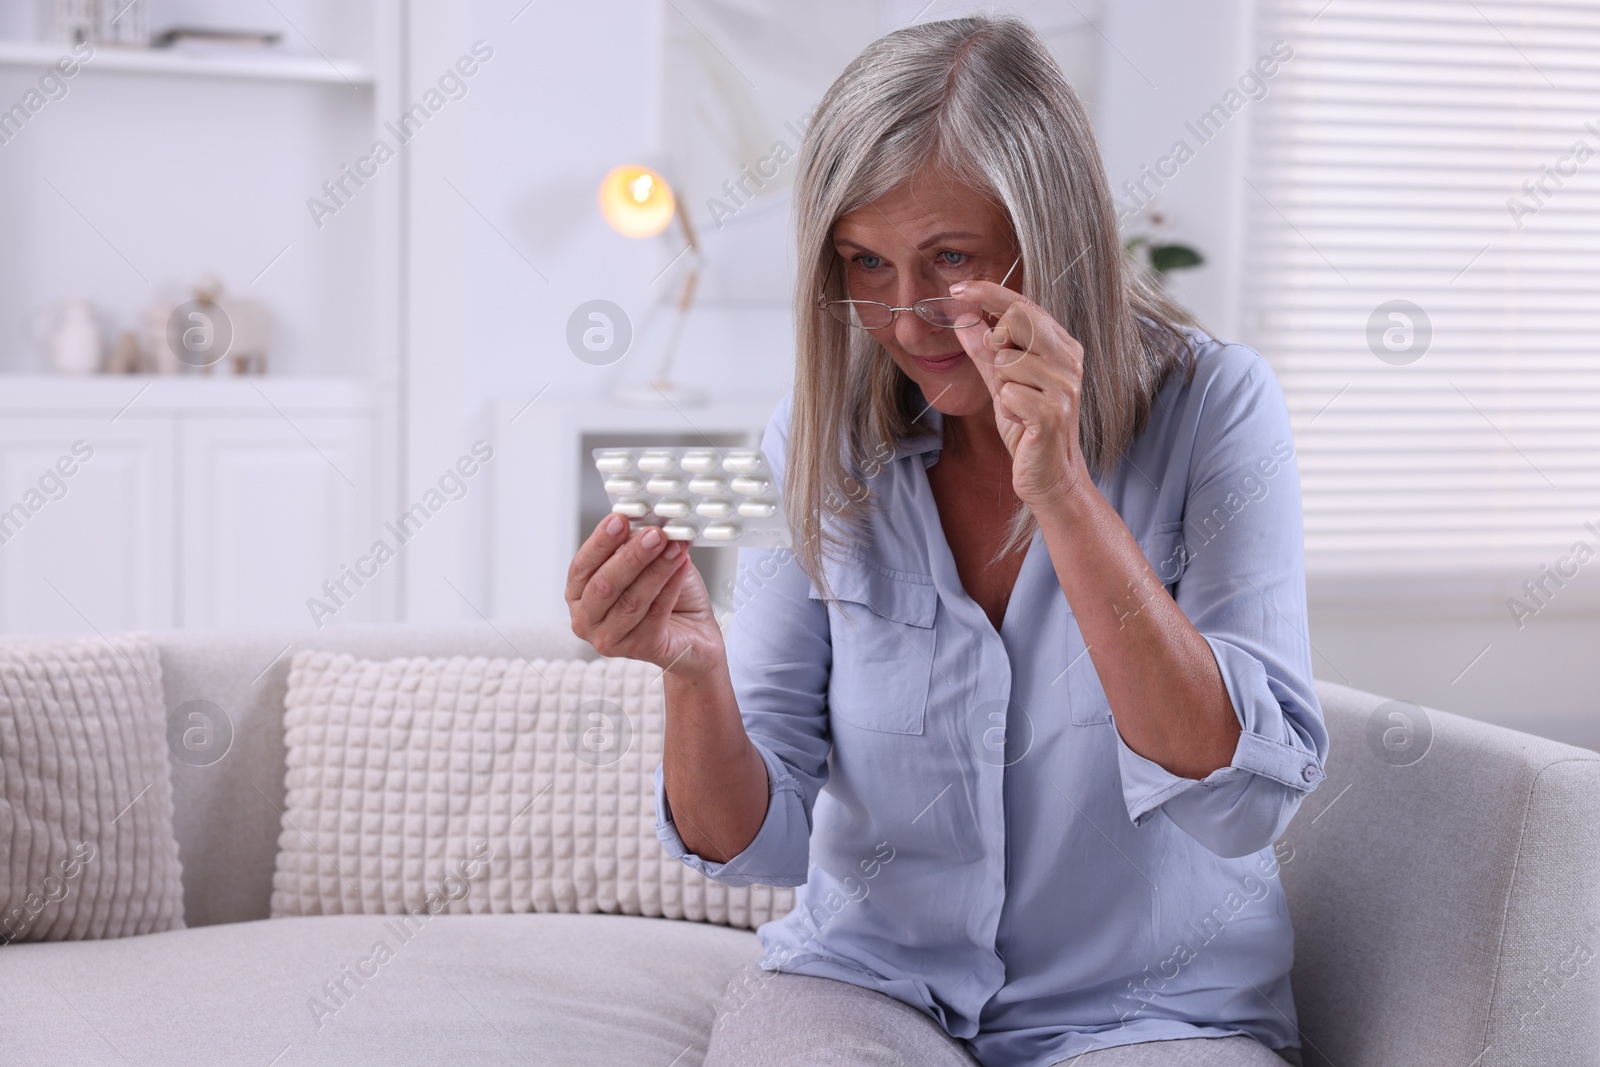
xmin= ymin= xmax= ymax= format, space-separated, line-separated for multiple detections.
xmin=566 ymin=13 xmax=1327 ymax=1067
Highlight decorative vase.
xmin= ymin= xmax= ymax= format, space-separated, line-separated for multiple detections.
xmin=49 ymin=298 xmax=102 ymax=375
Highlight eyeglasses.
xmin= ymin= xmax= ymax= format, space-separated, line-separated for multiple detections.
xmin=816 ymin=254 xmax=1021 ymax=331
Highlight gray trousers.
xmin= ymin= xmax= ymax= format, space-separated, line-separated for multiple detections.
xmin=702 ymin=968 xmax=1305 ymax=1067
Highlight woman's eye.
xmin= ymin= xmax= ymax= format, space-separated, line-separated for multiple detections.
xmin=937 ymin=250 xmax=969 ymax=268
xmin=854 ymin=255 xmax=883 ymax=271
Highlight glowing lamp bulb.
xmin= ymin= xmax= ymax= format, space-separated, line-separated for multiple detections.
xmin=599 ymin=164 xmax=676 ymax=238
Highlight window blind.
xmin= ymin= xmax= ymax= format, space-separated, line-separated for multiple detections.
xmin=1240 ymin=0 xmax=1600 ymax=592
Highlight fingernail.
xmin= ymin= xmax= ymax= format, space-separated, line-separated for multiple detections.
xmin=664 ymin=541 xmax=682 ymax=559
xmin=641 ymin=527 xmax=662 ymax=549
xmin=605 ymin=515 xmax=624 ymax=536
xmin=949 ymin=281 xmax=968 ymax=295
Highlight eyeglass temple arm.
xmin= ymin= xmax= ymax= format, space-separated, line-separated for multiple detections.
xmin=998 ymin=253 xmax=1021 ymax=288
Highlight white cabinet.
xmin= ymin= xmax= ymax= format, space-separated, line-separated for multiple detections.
xmin=179 ymin=415 xmax=377 ymax=631
xmin=0 ymin=416 xmax=175 ymax=635
xmin=0 ymin=377 xmax=379 ymax=636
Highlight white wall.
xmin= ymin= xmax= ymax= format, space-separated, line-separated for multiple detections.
xmin=409 ymin=0 xmax=1596 ymax=746
xmin=454 ymin=0 xmax=1109 ymax=419
xmin=1094 ymin=0 xmax=1256 ymax=338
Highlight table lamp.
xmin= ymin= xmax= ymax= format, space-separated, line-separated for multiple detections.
xmin=598 ymin=163 xmax=707 ymax=406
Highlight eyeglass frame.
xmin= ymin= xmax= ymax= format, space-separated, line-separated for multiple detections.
xmin=814 ymin=252 xmax=1022 ymax=331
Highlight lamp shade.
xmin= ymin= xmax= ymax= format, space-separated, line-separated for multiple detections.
xmin=598 ymin=164 xmax=677 ymax=238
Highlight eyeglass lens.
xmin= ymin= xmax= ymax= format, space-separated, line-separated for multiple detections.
xmin=823 ymin=253 xmax=1018 ymax=330
xmin=825 ymin=299 xmax=984 ymax=330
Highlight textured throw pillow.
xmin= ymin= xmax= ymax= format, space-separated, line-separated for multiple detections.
xmin=271 ymin=650 xmax=795 ymax=930
xmin=0 ymin=633 xmax=186 ymax=942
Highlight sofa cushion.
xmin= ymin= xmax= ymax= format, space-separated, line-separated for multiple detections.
xmin=0 ymin=633 xmax=185 ymax=942
xmin=271 ymin=650 xmax=795 ymax=930
xmin=1 ymin=912 xmax=761 ymax=1066
xmin=154 ymin=622 xmax=599 ymax=929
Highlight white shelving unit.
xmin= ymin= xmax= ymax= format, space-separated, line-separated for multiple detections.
xmin=0 ymin=3 xmax=404 ymax=636
xmin=0 ymin=39 xmax=374 ymax=83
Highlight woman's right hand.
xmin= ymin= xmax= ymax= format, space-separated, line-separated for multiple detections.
xmin=566 ymin=515 xmax=723 ymax=680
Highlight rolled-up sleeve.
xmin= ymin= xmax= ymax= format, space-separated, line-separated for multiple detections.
xmin=653 ymin=390 xmax=833 ymax=886
xmin=655 ymin=736 xmax=815 ymax=885
xmin=1112 ymin=350 xmax=1329 ymax=859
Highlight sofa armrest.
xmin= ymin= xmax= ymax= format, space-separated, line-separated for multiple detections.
xmin=1281 ymin=680 xmax=1600 ymax=1067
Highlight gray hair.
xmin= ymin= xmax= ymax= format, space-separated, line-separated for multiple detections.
xmin=786 ymin=12 xmax=1198 ymax=601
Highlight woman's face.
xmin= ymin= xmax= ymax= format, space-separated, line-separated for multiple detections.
xmin=831 ymin=168 xmax=1021 ymax=420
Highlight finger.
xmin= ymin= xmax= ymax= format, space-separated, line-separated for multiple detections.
xmin=580 ymin=524 xmax=670 ymax=626
xmin=651 ymin=554 xmax=694 ymax=620
xmin=994 ymin=377 xmax=1057 ymax=426
xmin=985 ymin=339 xmax=1062 ymax=388
xmin=983 ymin=350 xmax=1078 ymax=431
xmin=985 ymin=364 xmax=1023 ymax=425
xmin=948 ymin=277 xmax=1027 ymax=317
xmin=593 ymin=539 xmax=692 ymax=643
xmin=953 ymin=318 xmax=1001 ymax=394
xmin=989 ymin=390 xmax=1026 ymax=455
xmin=567 ymin=513 xmax=632 ymax=604
xmin=978 ymin=336 xmax=1031 ymax=373
xmin=996 ymin=301 xmax=1042 ymax=355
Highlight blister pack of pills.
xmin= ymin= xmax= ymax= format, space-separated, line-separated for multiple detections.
xmin=592 ymin=446 xmax=791 ymax=546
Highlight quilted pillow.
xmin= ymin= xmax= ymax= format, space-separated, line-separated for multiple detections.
xmin=0 ymin=633 xmax=186 ymax=942
xmin=270 ymin=650 xmax=795 ymax=930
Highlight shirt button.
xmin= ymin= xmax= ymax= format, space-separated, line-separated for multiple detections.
xmin=1301 ymin=764 xmax=1318 ymax=783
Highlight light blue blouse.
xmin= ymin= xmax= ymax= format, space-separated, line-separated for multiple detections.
xmin=654 ymin=330 xmax=1329 ymax=1066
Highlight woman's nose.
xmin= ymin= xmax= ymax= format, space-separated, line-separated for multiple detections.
xmin=891 ymin=274 xmax=942 ymax=347
xmin=892 ymin=305 xmax=939 ymax=349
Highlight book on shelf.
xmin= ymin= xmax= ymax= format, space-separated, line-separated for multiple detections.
xmin=151 ymin=27 xmax=283 ymax=53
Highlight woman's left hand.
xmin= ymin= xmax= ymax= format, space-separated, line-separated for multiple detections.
xmin=949 ymin=278 xmax=1093 ymax=513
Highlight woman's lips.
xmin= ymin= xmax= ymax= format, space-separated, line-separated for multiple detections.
xmin=911 ymin=351 xmax=965 ymax=374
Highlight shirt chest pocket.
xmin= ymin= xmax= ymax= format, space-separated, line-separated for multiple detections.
xmin=807 ymin=558 xmax=938 ymax=735
xmin=1068 ymin=519 xmax=1190 ymax=726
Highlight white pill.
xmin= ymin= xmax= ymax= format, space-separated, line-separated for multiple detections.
xmin=604 ymin=475 xmax=643 ymax=494
xmin=703 ymin=521 xmax=742 ymax=542
xmin=653 ymin=498 xmax=691 ymax=518
xmin=688 ymin=475 xmax=727 ymax=494
xmin=637 ymin=451 xmax=678 ymax=473
xmin=696 ymin=498 xmax=735 ymax=519
xmin=611 ymin=498 xmax=649 ymax=518
xmin=738 ymin=498 xmax=778 ymax=519
xmin=731 ymin=475 xmax=771 ymax=495
xmin=595 ymin=450 xmax=636 ymax=473
xmin=680 ymin=450 xmax=720 ymax=473
xmin=663 ymin=520 xmax=697 ymax=540
xmin=646 ymin=475 xmax=684 ymax=494
xmin=722 ymin=450 xmax=765 ymax=475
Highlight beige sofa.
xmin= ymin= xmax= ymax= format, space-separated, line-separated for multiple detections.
xmin=4 ymin=622 xmax=1597 ymax=1067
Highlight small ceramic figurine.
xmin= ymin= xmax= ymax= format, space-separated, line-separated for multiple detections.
xmin=142 ymin=274 xmax=275 ymax=374
xmin=106 ymin=329 xmax=144 ymax=374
